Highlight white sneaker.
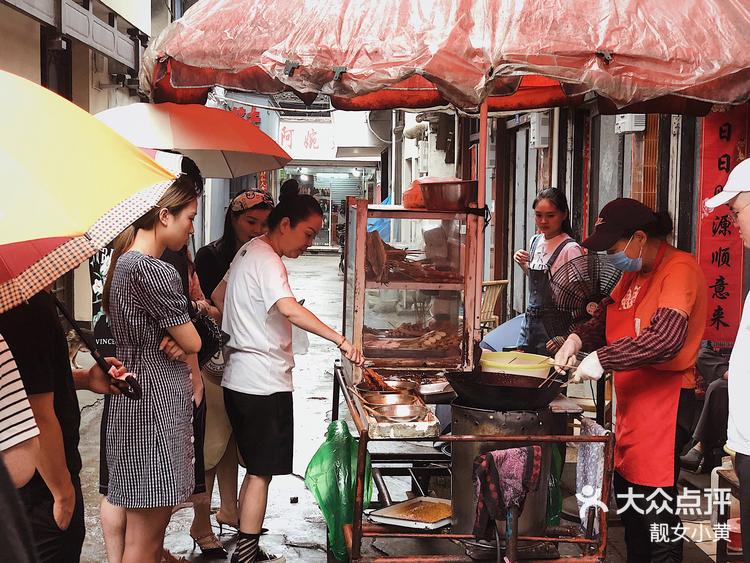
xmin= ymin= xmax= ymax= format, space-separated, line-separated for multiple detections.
xmin=257 ymin=548 xmax=285 ymax=563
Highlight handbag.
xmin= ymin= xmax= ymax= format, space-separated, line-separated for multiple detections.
xmin=192 ymin=312 xmax=228 ymax=368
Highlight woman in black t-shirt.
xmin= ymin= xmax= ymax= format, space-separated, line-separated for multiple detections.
xmin=189 ymin=189 xmax=274 ymax=552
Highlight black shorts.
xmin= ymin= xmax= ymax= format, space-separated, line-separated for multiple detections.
xmin=99 ymin=395 xmax=207 ymax=495
xmin=223 ymin=389 xmax=293 ymax=476
xmin=18 ymin=473 xmax=85 ymax=563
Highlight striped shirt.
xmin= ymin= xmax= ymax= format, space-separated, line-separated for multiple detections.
xmin=578 ymin=300 xmax=690 ymax=368
xmin=0 ymin=334 xmax=39 ymax=451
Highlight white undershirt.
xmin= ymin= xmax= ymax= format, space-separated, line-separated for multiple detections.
xmin=221 ymin=237 xmax=296 ymax=396
xmin=528 ymin=233 xmax=583 ymax=276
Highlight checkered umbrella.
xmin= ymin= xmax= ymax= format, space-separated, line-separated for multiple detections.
xmin=0 ymin=179 xmax=176 ymax=402
xmin=0 ymin=179 xmax=174 ymax=314
xmin=0 ymin=70 xmax=177 ymax=314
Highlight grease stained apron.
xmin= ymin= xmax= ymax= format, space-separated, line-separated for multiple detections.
xmin=605 ymin=244 xmax=681 ymax=487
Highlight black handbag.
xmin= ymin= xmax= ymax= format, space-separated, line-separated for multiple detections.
xmin=192 ymin=312 xmax=228 ymax=368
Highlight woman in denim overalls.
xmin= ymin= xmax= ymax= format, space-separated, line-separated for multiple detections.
xmin=514 ymin=189 xmax=583 ymax=356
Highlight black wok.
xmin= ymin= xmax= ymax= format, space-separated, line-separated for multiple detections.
xmin=444 ymin=370 xmax=563 ymax=411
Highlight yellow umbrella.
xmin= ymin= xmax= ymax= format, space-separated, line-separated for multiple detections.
xmin=0 ymin=70 xmax=175 ymax=245
xmin=0 ymin=71 xmax=177 ymax=400
xmin=0 ymin=70 xmax=177 ymax=317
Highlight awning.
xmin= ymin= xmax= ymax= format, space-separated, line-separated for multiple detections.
xmin=140 ymin=0 xmax=750 ymax=113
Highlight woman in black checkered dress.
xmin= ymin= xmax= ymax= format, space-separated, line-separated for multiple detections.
xmin=102 ymin=177 xmax=202 ymax=562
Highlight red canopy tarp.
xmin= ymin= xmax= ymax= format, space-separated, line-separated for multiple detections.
xmin=141 ymin=0 xmax=750 ymax=112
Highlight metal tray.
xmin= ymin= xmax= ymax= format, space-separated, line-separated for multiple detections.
xmin=418 ymin=381 xmax=455 ymax=403
xmin=364 ymin=347 xmax=458 ymax=359
xmin=418 ymin=381 xmax=453 ymax=395
xmin=369 ymin=497 xmax=452 ymax=530
xmin=365 ymin=405 xmax=441 ymax=439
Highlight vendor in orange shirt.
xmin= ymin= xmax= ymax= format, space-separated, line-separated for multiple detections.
xmin=554 ymin=198 xmax=707 ymax=563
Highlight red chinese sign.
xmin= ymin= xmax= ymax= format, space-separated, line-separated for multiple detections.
xmin=257 ymin=171 xmax=268 ymax=192
xmin=697 ymin=106 xmax=748 ymax=344
xmin=229 ymin=105 xmax=262 ymax=126
xmin=279 ymin=126 xmax=294 ymax=151
xmin=581 ymin=118 xmax=591 ymax=240
xmin=304 ymin=129 xmax=319 ymax=149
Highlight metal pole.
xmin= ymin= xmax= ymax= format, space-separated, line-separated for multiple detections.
xmin=478 ymin=101 xmax=488 ymax=210
xmin=472 ymin=101 xmax=489 ymax=353
xmin=441 ymin=434 xmax=609 ymax=443
xmin=332 ymin=363 xmax=341 ymax=421
xmin=551 ymin=108 xmax=560 ymax=185
xmin=596 ymin=378 xmax=605 ymax=424
xmin=595 ymin=432 xmax=616 ymax=560
xmin=371 ymin=468 xmax=392 ymax=507
xmin=351 ymin=430 xmax=369 ymax=561
xmin=505 ymin=506 xmax=519 ymax=562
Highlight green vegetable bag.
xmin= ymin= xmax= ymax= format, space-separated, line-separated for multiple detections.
xmin=304 ymin=420 xmax=372 ymax=560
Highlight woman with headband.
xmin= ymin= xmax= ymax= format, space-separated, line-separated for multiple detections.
xmin=188 ymin=188 xmax=275 ymax=557
xmin=212 ymin=182 xmax=363 ymax=563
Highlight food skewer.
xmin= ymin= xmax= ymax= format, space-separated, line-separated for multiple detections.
xmin=361 ymin=366 xmax=396 ymax=392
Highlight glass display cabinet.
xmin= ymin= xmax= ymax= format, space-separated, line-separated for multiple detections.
xmin=341 ymin=198 xmax=482 ymax=382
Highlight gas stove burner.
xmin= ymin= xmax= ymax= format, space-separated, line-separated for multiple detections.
xmin=460 ymin=538 xmax=559 ymax=561
xmin=450 ymin=398 xmax=550 ymax=414
xmin=450 ymin=401 xmax=556 ymax=545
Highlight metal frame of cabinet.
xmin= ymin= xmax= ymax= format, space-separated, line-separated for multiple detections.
xmin=340 ymin=198 xmax=482 ymax=382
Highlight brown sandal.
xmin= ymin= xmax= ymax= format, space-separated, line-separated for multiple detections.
xmin=216 ymin=516 xmax=268 ymax=536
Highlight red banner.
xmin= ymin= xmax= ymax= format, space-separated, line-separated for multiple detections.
xmin=257 ymin=170 xmax=268 ymax=192
xmin=697 ymin=106 xmax=748 ymax=344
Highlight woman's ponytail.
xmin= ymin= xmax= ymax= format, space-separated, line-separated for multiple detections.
xmin=267 ymin=183 xmax=323 ymax=231
xmin=632 ymin=210 xmax=674 ymax=240
xmin=102 ymin=175 xmax=199 ymax=315
xmin=102 ymin=226 xmax=135 ymax=315
xmin=652 ymin=211 xmax=674 ymax=238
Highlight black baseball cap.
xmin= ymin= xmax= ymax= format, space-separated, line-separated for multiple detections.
xmin=582 ymin=198 xmax=658 ymax=251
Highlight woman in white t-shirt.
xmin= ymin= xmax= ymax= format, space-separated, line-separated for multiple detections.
xmin=211 ymin=187 xmax=363 ymax=563
xmin=513 ymin=188 xmax=583 ymax=355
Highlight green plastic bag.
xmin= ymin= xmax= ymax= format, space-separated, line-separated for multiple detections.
xmin=304 ymin=421 xmax=372 ymax=560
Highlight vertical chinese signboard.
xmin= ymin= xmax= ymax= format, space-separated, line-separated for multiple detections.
xmin=257 ymin=171 xmax=268 ymax=192
xmin=697 ymin=106 xmax=748 ymax=345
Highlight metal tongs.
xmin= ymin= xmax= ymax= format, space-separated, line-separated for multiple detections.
xmin=537 ymin=352 xmax=588 ymax=388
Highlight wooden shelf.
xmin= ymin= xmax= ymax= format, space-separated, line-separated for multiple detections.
xmin=366 ymin=204 xmax=473 ymax=220
xmin=365 ymin=280 xmax=464 ymax=291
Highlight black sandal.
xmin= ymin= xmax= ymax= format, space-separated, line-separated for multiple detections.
xmin=191 ymin=532 xmax=228 ymax=559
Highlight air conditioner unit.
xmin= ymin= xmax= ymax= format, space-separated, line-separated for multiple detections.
xmin=529 ymin=112 xmax=550 ymax=149
xmin=615 ymin=114 xmax=646 ymax=134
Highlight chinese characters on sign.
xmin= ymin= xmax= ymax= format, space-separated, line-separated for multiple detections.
xmin=229 ymin=105 xmax=262 ymax=126
xmin=697 ymin=107 xmax=748 ymax=343
xmin=304 ymin=129 xmax=320 ymax=150
xmin=279 ymin=126 xmax=294 ymax=151
xmin=276 ymin=120 xmax=339 ymax=160
xmin=257 ymin=171 xmax=268 ymax=192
